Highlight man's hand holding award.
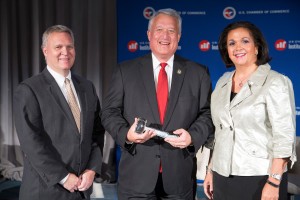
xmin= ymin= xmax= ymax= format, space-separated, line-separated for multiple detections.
xmin=135 ymin=117 xmax=178 ymax=138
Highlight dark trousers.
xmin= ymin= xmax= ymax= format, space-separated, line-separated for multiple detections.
xmin=213 ymin=171 xmax=288 ymax=200
xmin=117 ymin=173 xmax=194 ymax=200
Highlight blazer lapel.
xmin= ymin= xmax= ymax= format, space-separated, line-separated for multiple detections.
xmin=163 ymin=57 xmax=186 ymax=129
xmin=228 ymin=68 xmax=253 ymax=110
xmin=229 ymin=64 xmax=270 ymax=110
xmin=139 ymin=56 xmax=161 ymax=124
xmin=218 ymin=77 xmax=232 ymax=112
xmin=229 ymin=84 xmax=253 ymax=110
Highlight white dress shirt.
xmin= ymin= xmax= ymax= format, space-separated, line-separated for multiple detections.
xmin=152 ymin=53 xmax=173 ymax=93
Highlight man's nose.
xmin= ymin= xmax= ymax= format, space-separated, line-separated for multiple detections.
xmin=61 ymin=46 xmax=68 ymax=55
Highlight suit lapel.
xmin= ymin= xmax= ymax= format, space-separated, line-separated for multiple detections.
xmin=139 ymin=55 xmax=187 ymax=128
xmin=163 ymin=56 xmax=186 ymax=129
xmin=42 ymin=69 xmax=80 ymax=137
xmin=72 ymin=76 xmax=86 ymax=140
xmin=139 ymin=55 xmax=161 ymax=124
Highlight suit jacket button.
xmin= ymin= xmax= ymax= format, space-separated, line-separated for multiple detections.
xmin=230 ymin=126 xmax=233 ymax=131
xmin=155 ymin=155 xmax=160 ymax=158
xmin=220 ymin=124 xmax=222 ymax=129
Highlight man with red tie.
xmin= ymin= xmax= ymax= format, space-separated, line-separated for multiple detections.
xmin=101 ymin=8 xmax=214 ymax=200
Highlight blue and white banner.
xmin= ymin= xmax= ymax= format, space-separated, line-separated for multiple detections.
xmin=117 ymin=0 xmax=300 ymax=135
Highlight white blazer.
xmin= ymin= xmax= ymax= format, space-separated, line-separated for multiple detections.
xmin=211 ymin=63 xmax=297 ymax=177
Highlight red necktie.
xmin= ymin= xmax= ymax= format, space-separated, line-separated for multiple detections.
xmin=157 ymin=63 xmax=168 ymax=124
xmin=157 ymin=63 xmax=168 ymax=173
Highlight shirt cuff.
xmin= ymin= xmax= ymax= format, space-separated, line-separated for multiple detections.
xmin=59 ymin=173 xmax=70 ymax=185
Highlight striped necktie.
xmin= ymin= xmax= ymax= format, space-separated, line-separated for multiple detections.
xmin=65 ymin=78 xmax=81 ymax=132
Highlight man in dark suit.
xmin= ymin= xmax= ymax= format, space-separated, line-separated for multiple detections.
xmin=13 ymin=25 xmax=104 ymax=200
xmin=101 ymin=8 xmax=214 ymax=200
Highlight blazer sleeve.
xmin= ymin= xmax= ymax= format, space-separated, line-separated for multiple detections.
xmin=13 ymin=83 xmax=69 ymax=186
xmin=266 ymin=74 xmax=297 ymax=164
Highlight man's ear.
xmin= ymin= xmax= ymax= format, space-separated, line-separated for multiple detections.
xmin=147 ymin=30 xmax=151 ymax=42
xmin=42 ymin=47 xmax=47 ymax=57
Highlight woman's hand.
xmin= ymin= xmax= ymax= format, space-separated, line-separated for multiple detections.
xmin=203 ymin=170 xmax=214 ymax=199
xmin=261 ymin=181 xmax=279 ymax=200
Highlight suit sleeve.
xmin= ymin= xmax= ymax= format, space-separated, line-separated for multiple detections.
xmin=101 ymin=65 xmax=130 ymax=149
xmin=13 ymin=83 xmax=69 ymax=186
xmin=86 ymin=84 xmax=105 ymax=174
xmin=188 ymin=67 xmax=215 ymax=152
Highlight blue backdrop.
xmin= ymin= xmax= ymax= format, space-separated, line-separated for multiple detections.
xmin=117 ymin=0 xmax=300 ymax=135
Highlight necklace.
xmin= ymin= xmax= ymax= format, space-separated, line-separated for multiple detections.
xmin=236 ymin=75 xmax=250 ymax=88
xmin=238 ymin=78 xmax=246 ymax=87
xmin=235 ymin=66 xmax=258 ymax=88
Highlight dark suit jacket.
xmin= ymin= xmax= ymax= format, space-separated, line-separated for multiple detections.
xmin=101 ymin=54 xmax=214 ymax=195
xmin=13 ymin=69 xmax=104 ymax=200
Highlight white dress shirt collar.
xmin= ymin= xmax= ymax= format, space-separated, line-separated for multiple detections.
xmin=152 ymin=53 xmax=174 ymax=91
xmin=151 ymin=53 xmax=174 ymax=71
xmin=47 ymin=66 xmax=71 ymax=88
xmin=46 ymin=66 xmax=81 ymax=110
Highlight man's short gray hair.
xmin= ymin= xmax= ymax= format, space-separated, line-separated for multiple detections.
xmin=41 ymin=25 xmax=74 ymax=49
xmin=148 ymin=8 xmax=182 ymax=35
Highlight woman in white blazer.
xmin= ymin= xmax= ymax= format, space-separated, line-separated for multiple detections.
xmin=204 ymin=21 xmax=297 ymax=200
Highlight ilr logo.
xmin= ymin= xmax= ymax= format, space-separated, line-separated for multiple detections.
xmin=128 ymin=40 xmax=138 ymax=52
xmin=199 ymin=40 xmax=210 ymax=51
xmin=275 ymin=39 xmax=287 ymax=51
